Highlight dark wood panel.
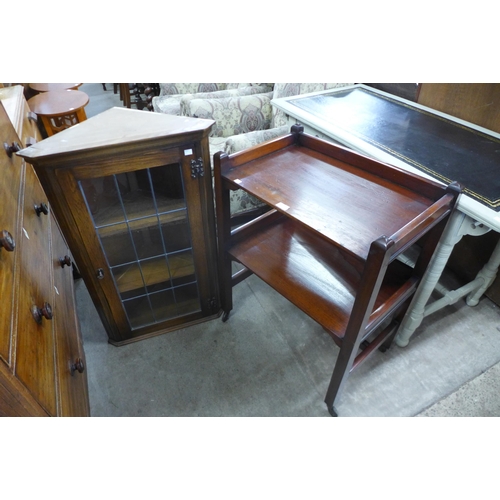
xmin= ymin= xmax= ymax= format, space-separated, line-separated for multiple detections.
xmin=418 ymin=83 xmax=500 ymax=133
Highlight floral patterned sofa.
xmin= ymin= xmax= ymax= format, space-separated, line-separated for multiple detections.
xmin=186 ymin=91 xmax=275 ymax=162
xmin=151 ymin=83 xmax=272 ymax=115
xmin=181 ymin=83 xmax=353 ymax=218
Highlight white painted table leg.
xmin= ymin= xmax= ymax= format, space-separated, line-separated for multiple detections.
xmin=466 ymin=237 xmax=500 ymax=306
xmin=395 ymin=211 xmax=470 ymax=347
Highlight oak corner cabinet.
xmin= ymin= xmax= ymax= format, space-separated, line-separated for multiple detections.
xmin=18 ymin=107 xmax=220 ymax=346
xmin=1 ymin=85 xmax=90 ymax=416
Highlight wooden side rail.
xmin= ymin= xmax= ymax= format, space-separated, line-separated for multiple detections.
xmin=389 ymin=189 xmax=460 ymax=257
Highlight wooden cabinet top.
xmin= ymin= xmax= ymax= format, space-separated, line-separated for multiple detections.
xmin=17 ymin=107 xmax=215 ymax=163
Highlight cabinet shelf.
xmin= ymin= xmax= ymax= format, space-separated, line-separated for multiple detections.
xmin=112 ymin=250 xmax=195 ymax=295
xmin=91 ymin=190 xmax=187 ymax=236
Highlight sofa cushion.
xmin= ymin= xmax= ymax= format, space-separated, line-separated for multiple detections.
xmin=158 ymin=83 xmax=228 ymax=96
xmin=153 ymin=84 xmax=273 ymax=114
xmin=179 ymin=85 xmax=273 ymax=116
xmin=187 ymin=92 xmax=274 ymax=137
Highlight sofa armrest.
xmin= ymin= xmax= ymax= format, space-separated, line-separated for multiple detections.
xmin=186 ymin=92 xmax=274 ymax=137
xmin=152 ymin=94 xmax=184 ymax=114
xmin=224 ymin=125 xmax=289 ymax=154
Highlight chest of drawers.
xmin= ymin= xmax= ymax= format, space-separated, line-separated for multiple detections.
xmin=0 ymin=85 xmax=89 ymax=416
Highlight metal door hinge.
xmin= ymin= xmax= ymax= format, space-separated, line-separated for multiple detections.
xmin=191 ymin=158 xmax=204 ymax=179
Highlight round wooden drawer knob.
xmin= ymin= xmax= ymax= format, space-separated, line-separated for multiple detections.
xmin=34 ymin=202 xmax=49 ymax=216
xmin=71 ymin=357 xmax=85 ymax=374
xmin=32 ymin=302 xmax=53 ymax=323
xmin=3 ymin=141 xmax=21 ymax=158
xmin=0 ymin=230 xmax=15 ymax=251
xmin=60 ymin=255 xmax=72 ymax=267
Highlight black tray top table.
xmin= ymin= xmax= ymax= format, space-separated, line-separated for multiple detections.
xmin=272 ymin=84 xmax=500 ymax=346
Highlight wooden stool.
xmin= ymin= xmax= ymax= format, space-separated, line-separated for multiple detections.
xmin=28 ymin=90 xmax=89 ymax=136
xmin=29 ymin=83 xmax=82 ymax=93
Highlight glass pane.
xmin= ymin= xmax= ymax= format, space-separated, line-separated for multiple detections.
xmin=150 ymin=164 xmax=186 ymax=211
xmin=112 ymin=262 xmax=146 ymax=300
xmin=123 ymin=295 xmax=155 ymax=329
xmin=161 ymin=212 xmax=191 ymax=253
xmin=115 ymin=171 xmax=157 ymax=220
xmin=149 ymin=289 xmax=177 ymax=323
xmin=175 ymin=283 xmax=201 ymax=316
xmin=80 ymin=159 xmax=202 ymax=330
xmin=80 ymin=177 xmax=124 ymax=227
xmin=140 ymin=256 xmax=172 ymax=294
xmin=98 ymin=223 xmax=136 ymax=267
xmin=129 ymin=217 xmax=164 ymax=260
xmin=169 ymin=249 xmax=196 ymax=287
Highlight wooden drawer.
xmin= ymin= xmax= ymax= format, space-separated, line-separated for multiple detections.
xmin=15 ymin=165 xmax=57 ymax=415
xmin=0 ymin=105 xmax=24 ymax=364
xmin=51 ymin=214 xmax=90 ymax=416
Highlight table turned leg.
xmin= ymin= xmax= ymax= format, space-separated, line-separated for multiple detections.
xmin=395 ymin=211 xmax=471 ymax=347
xmin=75 ymin=107 xmax=87 ymax=123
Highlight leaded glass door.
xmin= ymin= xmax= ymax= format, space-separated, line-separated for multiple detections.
xmin=72 ymin=143 xmax=219 ymax=343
